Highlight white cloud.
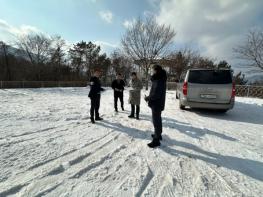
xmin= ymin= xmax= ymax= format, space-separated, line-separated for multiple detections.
xmin=143 ymin=10 xmax=155 ymax=18
xmin=99 ymin=10 xmax=113 ymax=23
xmin=123 ymin=18 xmax=136 ymax=29
xmin=0 ymin=19 xmax=42 ymax=43
xmin=94 ymin=40 xmax=118 ymax=53
xmin=156 ymin=0 xmax=263 ymax=67
xmin=94 ymin=40 xmax=118 ymax=48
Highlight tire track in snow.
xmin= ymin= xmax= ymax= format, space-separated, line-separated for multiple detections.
xmin=180 ymin=111 xmax=245 ymax=195
xmin=132 ymin=149 xmax=181 ymax=197
xmin=87 ymin=141 xmax=144 ymax=196
xmin=199 ymin=161 xmax=244 ymax=196
xmin=135 ymin=165 xmax=154 ymax=197
xmin=35 ymin=135 xmax=140 ymax=196
xmin=0 ymin=124 xmax=71 ymax=147
xmin=0 ymin=128 xmax=68 ymax=148
xmin=26 ymin=129 xmax=115 ymax=171
xmin=0 ymin=131 xmax=119 ymax=196
xmin=18 ymin=136 xmax=129 ymax=197
xmin=69 ymin=144 xmax=127 ymax=179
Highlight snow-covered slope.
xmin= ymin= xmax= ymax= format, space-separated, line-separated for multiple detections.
xmin=0 ymin=88 xmax=262 ymax=197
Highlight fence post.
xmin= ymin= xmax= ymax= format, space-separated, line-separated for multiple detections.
xmin=247 ymin=85 xmax=250 ymax=97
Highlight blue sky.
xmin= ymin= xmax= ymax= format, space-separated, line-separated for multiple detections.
xmin=1 ymin=0 xmax=263 ymax=75
xmin=0 ymin=0 xmax=155 ymax=48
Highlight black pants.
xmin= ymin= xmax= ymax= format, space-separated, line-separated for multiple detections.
xmin=90 ymin=94 xmax=101 ymax=119
xmin=130 ymin=104 xmax=140 ymax=117
xmin=114 ymin=92 xmax=124 ymax=110
xmin=152 ymin=109 xmax=162 ymax=139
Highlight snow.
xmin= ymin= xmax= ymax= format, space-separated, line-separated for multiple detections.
xmin=0 ymin=87 xmax=262 ymax=197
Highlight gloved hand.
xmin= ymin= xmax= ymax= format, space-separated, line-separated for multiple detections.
xmin=144 ymin=96 xmax=149 ymax=102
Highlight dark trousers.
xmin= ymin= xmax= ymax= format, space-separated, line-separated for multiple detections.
xmin=152 ymin=109 xmax=162 ymax=139
xmin=130 ymin=104 xmax=140 ymax=117
xmin=90 ymin=94 xmax=101 ymax=119
xmin=114 ymin=92 xmax=124 ymax=110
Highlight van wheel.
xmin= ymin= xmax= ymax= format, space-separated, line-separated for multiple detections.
xmin=218 ymin=109 xmax=227 ymax=113
xmin=179 ymin=102 xmax=185 ymax=110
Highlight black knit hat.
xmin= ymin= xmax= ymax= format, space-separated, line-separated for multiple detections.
xmin=152 ymin=64 xmax=162 ymax=72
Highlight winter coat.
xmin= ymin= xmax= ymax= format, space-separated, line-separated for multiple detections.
xmin=129 ymin=78 xmax=143 ymax=105
xmin=147 ymin=69 xmax=167 ymax=111
xmin=88 ymin=76 xmax=104 ymax=98
xmin=111 ymin=79 xmax=125 ymax=95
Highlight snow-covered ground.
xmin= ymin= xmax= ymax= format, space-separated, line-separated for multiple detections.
xmin=0 ymin=87 xmax=262 ymax=197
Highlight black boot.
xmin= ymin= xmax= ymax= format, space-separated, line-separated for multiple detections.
xmin=151 ymin=134 xmax=163 ymax=141
xmin=95 ymin=117 xmax=103 ymax=121
xmin=148 ymin=139 xmax=161 ymax=148
xmin=136 ymin=105 xmax=140 ymax=120
xmin=91 ymin=118 xmax=95 ymax=124
xmin=128 ymin=105 xmax=135 ymax=118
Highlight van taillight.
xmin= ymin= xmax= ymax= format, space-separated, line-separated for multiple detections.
xmin=183 ymin=82 xmax=188 ymax=96
xmin=232 ymin=82 xmax=236 ymax=98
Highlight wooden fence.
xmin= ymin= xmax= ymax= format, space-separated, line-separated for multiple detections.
xmin=1 ymin=81 xmax=263 ymax=98
xmin=0 ymin=81 xmax=88 ymax=89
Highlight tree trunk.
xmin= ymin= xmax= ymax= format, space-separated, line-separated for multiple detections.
xmin=145 ymin=67 xmax=149 ymax=90
xmin=3 ymin=44 xmax=11 ymax=80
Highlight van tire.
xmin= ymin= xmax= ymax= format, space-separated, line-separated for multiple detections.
xmin=179 ymin=101 xmax=186 ymax=110
xmin=218 ymin=109 xmax=228 ymax=113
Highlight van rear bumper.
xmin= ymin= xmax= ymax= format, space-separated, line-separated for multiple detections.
xmin=181 ymin=98 xmax=235 ymax=110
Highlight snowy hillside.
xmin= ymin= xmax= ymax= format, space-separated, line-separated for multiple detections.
xmin=0 ymin=88 xmax=262 ymax=197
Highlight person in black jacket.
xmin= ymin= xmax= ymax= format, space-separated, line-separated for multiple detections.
xmin=88 ymin=69 xmax=105 ymax=124
xmin=145 ymin=64 xmax=167 ymax=148
xmin=111 ymin=73 xmax=125 ymax=112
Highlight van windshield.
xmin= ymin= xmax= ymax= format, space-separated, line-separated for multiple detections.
xmin=188 ymin=70 xmax=232 ymax=84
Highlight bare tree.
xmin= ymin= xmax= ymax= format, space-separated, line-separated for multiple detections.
xmin=0 ymin=41 xmax=12 ymax=80
xmin=234 ymin=29 xmax=263 ymax=71
xmin=16 ymin=33 xmax=52 ymax=80
xmin=165 ymin=48 xmax=197 ymax=80
xmin=50 ymin=35 xmax=66 ymax=66
xmin=111 ymin=49 xmax=133 ymax=81
xmin=121 ymin=17 xmax=176 ymax=89
xmin=50 ymin=35 xmax=66 ymax=80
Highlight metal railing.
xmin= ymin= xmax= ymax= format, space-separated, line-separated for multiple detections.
xmin=166 ymin=82 xmax=263 ymax=99
xmin=235 ymin=85 xmax=263 ymax=98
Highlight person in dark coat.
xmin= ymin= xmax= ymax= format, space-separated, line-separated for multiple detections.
xmin=145 ymin=64 xmax=167 ymax=148
xmin=112 ymin=73 xmax=125 ymax=112
xmin=88 ymin=69 xmax=105 ymax=124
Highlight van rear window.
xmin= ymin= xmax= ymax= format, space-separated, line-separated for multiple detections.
xmin=188 ymin=70 xmax=232 ymax=84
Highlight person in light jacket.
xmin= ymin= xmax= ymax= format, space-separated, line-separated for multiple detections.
xmin=128 ymin=72 xmax=143 ymax=120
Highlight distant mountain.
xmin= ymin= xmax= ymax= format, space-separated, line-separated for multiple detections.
xmin=246 ymin=74 xmax=263 ymax=84
xmin=0 ymin=45 xmax=29 ymax=60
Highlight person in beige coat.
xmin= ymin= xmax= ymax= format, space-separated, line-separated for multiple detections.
xmin=128 ymin=72 xmax=143 ymax=119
